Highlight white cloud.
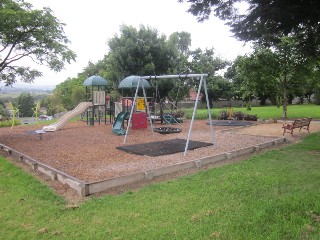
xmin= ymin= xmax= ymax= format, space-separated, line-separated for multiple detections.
xmin=21 ymin=0 xmax=251 ymax=86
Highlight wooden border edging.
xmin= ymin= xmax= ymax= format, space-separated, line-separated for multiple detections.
xmin=0 ymin=144 xmax=88 ymax=196
xmin=85 ymin=137 xmax=286 ymax=196
xmin=1 ymin=137 xmax=286 ymax=196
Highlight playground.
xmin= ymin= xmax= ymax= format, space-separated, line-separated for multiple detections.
xmin=1 ymin=114 xmax=320 ymax=196
xmin=0 ymin=120 xmax=293 ymax=186
xmin=1 ymin=75 xmax=319 ymax=196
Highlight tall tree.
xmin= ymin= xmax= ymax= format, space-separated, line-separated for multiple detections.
xmin=229 ymin=39 xmax=315 ymax=118
xmin=46 ymin=88 xmax=66 ymax=116
xmin=106 ymin=25 xmax=194 ymax=103
xmin=106 ymin=24 xmax=171 ymax=81
xmin=17 ymin=92 xmax=34 ymax=117
xmin=0 ymin=0 xmax=76 ymax=85
xmin=71 ymin=85 xmax=86 ymax=107
xmin=158 ymin=31 xmax=192 ymax=104
xmin=189 ymin=48 xmax=230 ymax=107
xmin=274 ymin=37 xmax=315 ymax=117
xmin=224 ymin=56 xmax=252 ymax=101
xmin=54 ymin=76 xmax=86 ymax=110
xmin=233 ymin=49 xmax=281 ymax=105
xmin=179 ymin=0 xmax=320 ymax=58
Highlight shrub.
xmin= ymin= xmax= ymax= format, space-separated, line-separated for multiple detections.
xmin=233 ymin=111 xmax=245 ymax=120
xmin=0 ymin=119 xmax=21 ymax=128
xmin=246 ymin=102 xmax=251 ymax=111
xmin=219 ymin=110 xmax=228 ymax=120
xmin=244 ymin=114 xmax=258 ymax=121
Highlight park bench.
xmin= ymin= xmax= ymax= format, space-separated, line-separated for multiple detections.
xmin=282 ymin=118 xmax=312 ymax=136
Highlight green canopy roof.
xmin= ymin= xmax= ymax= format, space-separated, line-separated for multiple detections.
xmin=118 ymin=76 xmax=151 ymax=90
xmin=83 ymin=75 xmax=109 ymax=86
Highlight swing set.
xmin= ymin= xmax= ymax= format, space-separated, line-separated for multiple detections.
xmin=123 ymin=73 xmax=213 ymax=156
xmin=151 ymin=75 xmax=184 ymax=124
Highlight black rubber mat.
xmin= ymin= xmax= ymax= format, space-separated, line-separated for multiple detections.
xmin=116 ymin=138 xmax=213 ymax=156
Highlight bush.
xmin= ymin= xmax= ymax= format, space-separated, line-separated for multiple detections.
xmin=228 ymin=110 xmax=258 ymax=121
xmin=233 ymin=111 xmax=245 ymax=120
xmin=246 ymin=102 xmax=251 ymax=111
xmin=0 ymin=119 xmax=21 ymax=128
xmin=219 ymin=110 xmax=229 ymax=120
xmin=244 ymin=114 xmax=258 ymax=121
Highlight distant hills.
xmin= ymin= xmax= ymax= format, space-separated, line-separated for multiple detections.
xmin=0 ymin=83 xmax=54 ymax=95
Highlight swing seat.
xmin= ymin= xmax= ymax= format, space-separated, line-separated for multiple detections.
xmin=153 ymin=127 xmax=182 ymax=134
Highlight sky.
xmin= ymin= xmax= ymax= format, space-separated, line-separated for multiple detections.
xmin=22 ymin=0 xmax=252 ymax=87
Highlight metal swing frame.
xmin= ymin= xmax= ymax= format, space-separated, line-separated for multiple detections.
xmin=123 ymin=73 xmax=214 ymax=156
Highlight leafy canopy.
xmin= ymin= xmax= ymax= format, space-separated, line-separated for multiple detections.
xmin=16 ymin=92 xmax=35 ymax=117
xmin=106 ymin=24 xmax=171 ymax=80
xmin=227 ymin=37 xmax=317 ymax=117
xmin=44 ymin=24 xmax=231 ymax=110
xmin=189 ymin=48 xmax=230 ymax=106
xmin=0 ymin=0 xmax=76 ymax=85
xmin=179 ymin=0 xmax=320 ymax=57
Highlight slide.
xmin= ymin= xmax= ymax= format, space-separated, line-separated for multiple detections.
xmin=113 ymin=111 xmax=129 ymax=135
xmin=43 ymin=102 xmax=93 ymax=132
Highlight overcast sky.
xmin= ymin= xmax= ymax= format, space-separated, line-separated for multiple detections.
xmin=24 ymin=0 xmax=252 ymax=87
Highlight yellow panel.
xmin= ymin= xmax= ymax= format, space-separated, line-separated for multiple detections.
xmin=137 ymin=98 xmax=145 ymax=111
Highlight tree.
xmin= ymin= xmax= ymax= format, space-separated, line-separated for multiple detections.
xmin=71 ymin=86 xmax=86 ymax=107
xmin=229 ymin=39 xmax=315 ymax=118
xmin=106 ymin=25 xmax=195 ymax=103
xmin=159 ymin=31 xmax=192 ymax=104
xmin=0 ymin=98 xmax=7 ymax=117
xmin=231 ymin=49 xmax=281 ymax=105
xmin=188 ymin=48 xmax=230 ymax=107
xmin=17 ymin=92 xmax=34 ymax=117
xmin=307 ymin=65 xmax=320 ymax=104
xmin=46 ymin=88 xmax=66 ymax=116
xmin=206 ymin=75 xmax=234 ymax=102
xmin=106 ymin=24 xmax=171 ymax=81
xmin=224 ymin=56 xmax=253 ymax=102
xmin=179 ymin=0 xmax=320 ymax=58
xmin=54 ymin=76 xmax=86 ymax=110
xmin=315 ymin=86 xmax=320 ymax=105
xmin=0 ymin=98 xmax=4 ymax=108
xmin=0 ymin=0 xmax=76 ymax=85
xmin=166 ymin=31 xmax=191 ymax=73
xmin=274 ymin=37 xmax=310 ymax=118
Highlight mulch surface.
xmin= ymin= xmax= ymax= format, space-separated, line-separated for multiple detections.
xmin=116 ymin=138 xmax=213 ymax=156
xmin=2 ymin=119 xmax=318 ymax=201
xmin=208 ymin=120 xmax=255 ymax=126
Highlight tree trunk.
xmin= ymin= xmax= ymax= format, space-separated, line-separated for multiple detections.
xmin=260 ymin=97 xmax=266 ymax=106
xmin=209 ymin=98 xmax=213 ymax=108
xmin=282 ymin=75 xmax=287 ymax=119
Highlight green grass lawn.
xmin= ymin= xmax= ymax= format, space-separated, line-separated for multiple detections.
xmin=184 ymin=104 xmax=320 ymax=120
xmin=1 ymin=133 xmax=320 ymax=239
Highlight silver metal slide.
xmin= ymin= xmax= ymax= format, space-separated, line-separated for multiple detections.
xmin=43 ymin=102 xmax=93 ymax=132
